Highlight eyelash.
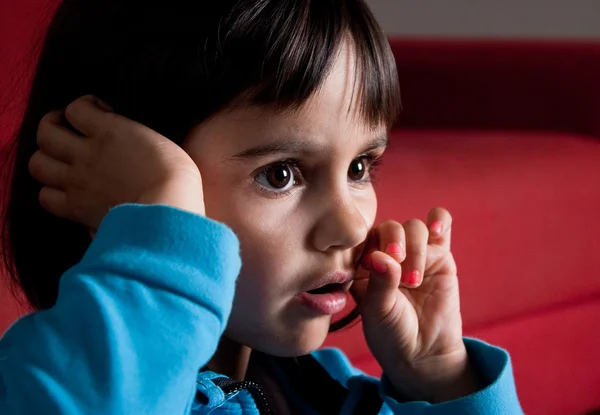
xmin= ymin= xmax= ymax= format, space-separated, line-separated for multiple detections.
xmin=363 ymin=155 xmax=383 ymax=184
xmin=253 ymin=153 xmax=384 ymax=198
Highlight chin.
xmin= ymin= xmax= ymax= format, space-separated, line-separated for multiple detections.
xmin=280 ymin=322 xmax=331 ymax=357
xmin=239 ymin=315 xmax=333 ymax=358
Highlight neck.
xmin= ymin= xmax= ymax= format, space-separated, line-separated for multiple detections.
xmin=208 ymin=336 xmax=252 ymax=381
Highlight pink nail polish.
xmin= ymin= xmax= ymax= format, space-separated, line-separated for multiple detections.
xmin=430 ymin=221 xmax=443 ymax=234
xmin=402 ymin=270 xmax=421 ymax=286
xmin=372 ymin=258 xmax=388 ymax=274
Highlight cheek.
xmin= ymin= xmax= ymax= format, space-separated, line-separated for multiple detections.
xmin=359 ymin=188 xmax=378 ymax=230
xmin=218 ymin=203 xmax=299 ymax=302
xmin=202 ymin=181 xmax=299 ymax=278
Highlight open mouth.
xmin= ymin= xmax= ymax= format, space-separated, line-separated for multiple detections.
xmin=300 ymin=281 xmax=349 ymax=314
xmin=307 ymin=283 xmax=344 ymax=295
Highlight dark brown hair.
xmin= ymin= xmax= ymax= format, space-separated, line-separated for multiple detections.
xmin=1 ymin=0 xmax=401 ymax=327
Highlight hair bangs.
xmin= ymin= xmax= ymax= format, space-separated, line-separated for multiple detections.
xmin=216 ymin=0 xmax=401 ymax=128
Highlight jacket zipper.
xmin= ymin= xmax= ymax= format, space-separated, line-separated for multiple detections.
xmin=220 ymin=380 xmax=273 ymax=414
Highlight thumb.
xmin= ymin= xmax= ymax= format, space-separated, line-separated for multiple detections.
xmin=94 ymin=96 xmax=116 ymax=112
xmin=64 ymin=95 xmax=115 ymax=137
xmin=360 ymin=251 xmax=403 ymax=321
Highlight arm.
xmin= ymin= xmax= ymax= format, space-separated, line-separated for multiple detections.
xmin=0 ymin=204 xmax=241 ymax=414
xmin=315 ymin=338 xmax=523 ymax=415
xmin=379 ymin=338 xmax=524 ymax=414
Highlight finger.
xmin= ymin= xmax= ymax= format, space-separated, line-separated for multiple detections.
xmin=29 ymin=151 xmax=70 ymax=189
xmin=427 ymin=207 xmax=452 ymax=249
xmin=353 ymin=229 xmax=379 ymax=305
xmin=360 ymin=250 xmax=402 ymax=319
xmin=37 ymin=110 xmax=87 ymax=164
xmin=360 ymin=228 xmax=380 ymax=269
xmin=64 ymin=95 xmax=115 ymax=137
xmin=374 ymin=220 xmax=406 ymax=264
xmin=350 ymin=266 xmax=369 ymax=305
xmin=401 ymin=219 xmax=429 ymax=287
xmin=38 ymin=187 xmax=70 ymax=220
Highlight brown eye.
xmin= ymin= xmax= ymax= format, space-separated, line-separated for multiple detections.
xmin=256 ymin=163 xmax=294 ymax=191
xmin=348 ymin=158 xmax=366 ymax=181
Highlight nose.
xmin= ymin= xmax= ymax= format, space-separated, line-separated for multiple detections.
xmin=310 ymin=187 xmax=371 ymax=254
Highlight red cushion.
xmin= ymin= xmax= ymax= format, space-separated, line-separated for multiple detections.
xmin=469 ymin=297 xmax=600 ymax=415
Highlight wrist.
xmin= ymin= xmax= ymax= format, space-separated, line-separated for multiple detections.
xmin=137 ymin=175 xmax=205 ymax=217
xmin=387 ymin=346 xmax=484 ymax=403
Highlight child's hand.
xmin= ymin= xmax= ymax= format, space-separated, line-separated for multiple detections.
xmin=29 ymin=95 xmax=205 ymax=230
xmin=351 ymin=208 xmax=482 ymax=403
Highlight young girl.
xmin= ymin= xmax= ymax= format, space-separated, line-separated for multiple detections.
xmin=1 ymin=1 xmax=523 ymax=414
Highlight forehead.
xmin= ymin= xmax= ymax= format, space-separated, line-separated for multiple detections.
xmin=186 ymin=43 xmax=387 ymax=154
xmin=299 ymin=41 xmax=362 ymax=122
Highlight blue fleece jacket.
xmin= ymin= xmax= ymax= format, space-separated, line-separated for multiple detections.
xmin=0 ymin=204 xmax=523 ymax=414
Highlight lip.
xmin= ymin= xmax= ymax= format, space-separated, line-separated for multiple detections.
xmin=298 ymin=289 xmax=348 ymax=315
xmin=302 ymin=270 xmax=355 ymax=293
xmin=296 ymin=270 xmax=354 ymax=315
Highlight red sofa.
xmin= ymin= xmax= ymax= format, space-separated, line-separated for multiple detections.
xmin=2 ymin=3 xmax=600 ymax=415
xmin=325 ymin=39 xmax=600 ymax=415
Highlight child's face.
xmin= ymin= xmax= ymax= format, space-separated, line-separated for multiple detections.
xmin=183 ymin=46 xmax=387 ymax=356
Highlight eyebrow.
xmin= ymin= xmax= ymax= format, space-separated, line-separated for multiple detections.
xmin=231 ymin=134 xmax=389 ymax=160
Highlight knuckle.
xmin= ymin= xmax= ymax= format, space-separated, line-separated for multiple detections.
xmin=36 ymin=119 xmax=51 ymax=146
xmin=104 ymin=111 xmax=119 ymax=124
xmin=409 ymin=245 xmax=427 ymax=258
xmin=64 ymin=100 xmax=79 ymax=120
xmin=38 ymin=188 xmax=49 ymax=207
xmin=28 ymin=152 xmax=43 ymax=177
xmin=38 ymin=112 xmax=53 ymax=128
xmin=98 ymin=116 xmax=120 ymax=143
xmin=69 ymin=203 xmax=82 ymax=222
xmin=106 ymin=121 xmax=120 ymax=140
xmin=66 ymin=97 xmax=93 ymax=130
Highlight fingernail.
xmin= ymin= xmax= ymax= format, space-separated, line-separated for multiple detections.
xmin=402 ymin=270 xmax=421 ymax=286
xmin=94 ymin=97 xmax=115 ymax=112
xmin=430 ymin=221 xmax=443 ymax=234
xmin=372 ymin=258 xmax=388 ymax=274
xmin=385 ymin=243 xmax=403 ymax=256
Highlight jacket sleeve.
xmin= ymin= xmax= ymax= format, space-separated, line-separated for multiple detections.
xmin=379 ymin=338 xmax=525 ymax=414
xmin=313 ymin=337 xmax=524 ymax=415
xmin=0 ymin=204 xmax=241 ymax=415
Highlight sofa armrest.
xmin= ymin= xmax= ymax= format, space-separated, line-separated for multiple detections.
xmin=390 ymin=38 xmax=600 ymax=138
